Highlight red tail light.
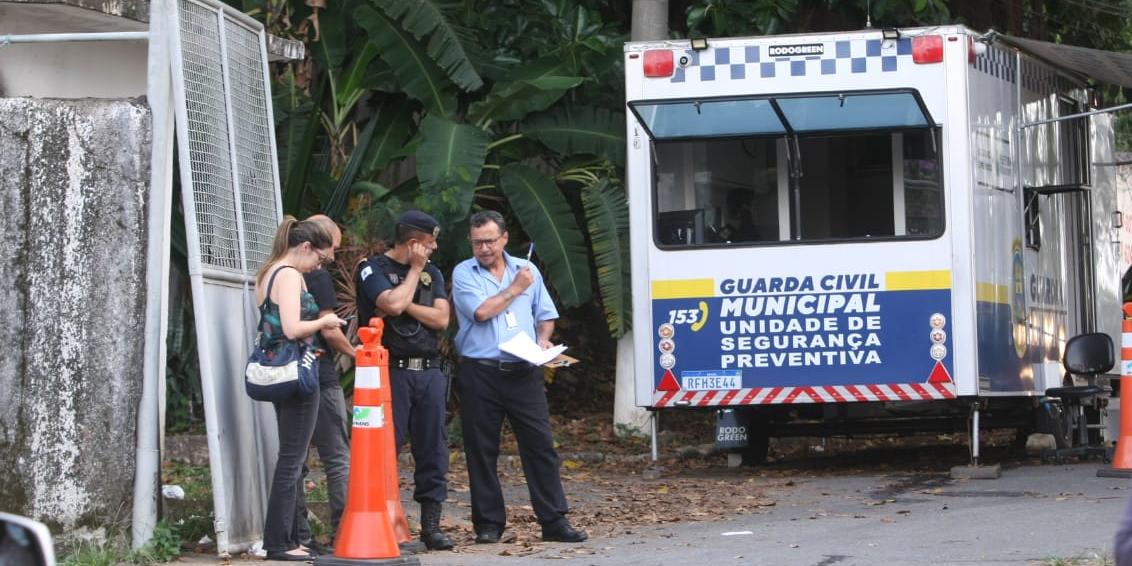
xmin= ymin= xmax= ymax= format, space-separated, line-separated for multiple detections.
xmin=912 ymin=35 xmax=943 ymax=64
xmin=644 ymin=50 xmax=674 ymax=77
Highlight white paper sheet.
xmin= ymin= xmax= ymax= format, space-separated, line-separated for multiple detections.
xmin=499 ymin=332 xmax=567 ymax=366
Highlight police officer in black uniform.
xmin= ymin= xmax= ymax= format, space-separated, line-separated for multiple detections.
xmin=356 ymin=210 xmax=453 ymax=551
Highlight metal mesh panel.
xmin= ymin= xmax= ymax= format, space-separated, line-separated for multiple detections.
xmin=224 ymin=19 xmax=279 ymax=271
xmin=177 ymin=0 xmax=241 ymax=271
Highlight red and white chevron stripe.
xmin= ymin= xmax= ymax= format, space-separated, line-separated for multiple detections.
xmin=652 ymin=382 xmax=955 ymax=408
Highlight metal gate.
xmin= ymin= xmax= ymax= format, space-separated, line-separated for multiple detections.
xmin=167 ymin=0 xmax=282 ymax=554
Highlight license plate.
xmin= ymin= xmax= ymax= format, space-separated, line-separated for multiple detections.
xmin=681 ymin=370 xmax=742 ymax=391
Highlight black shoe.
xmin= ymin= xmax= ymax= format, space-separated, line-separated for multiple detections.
xmin=419 ymin=500 xmax=455 ymax=551
xmin=299 ymin=539 xmax=332 ymax=556
xmin=474 ymin=526 xmax=502 ymax=544
xmin=422 ymin=529 xmax=454 ymax=551
xmin=399 ymin=541 xmax=427 ymax=555
xmin=265 ymin=548 xmax=314 ymax=561
xmin=541 ymin=519 xmax=588 ymax=543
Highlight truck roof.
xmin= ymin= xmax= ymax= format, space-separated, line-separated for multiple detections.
xmin=626 ymin=27 xmax=1132 ymax=89
xmin=624 ymin=25 xmax=973 ymax=52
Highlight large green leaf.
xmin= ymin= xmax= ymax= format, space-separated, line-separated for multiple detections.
xmin=499 ymin=164 xmax=591 ymax=308
xmin=331 ymin=41 xmax=380 ymax=129
xmin=524 ymin=105 xmax=626 ymax=165
xmin=272 ymin=69 xmax=313 ymax=192
xmin=416 ymin=115 xmax=488 ymax=222
xmin=281 ymin=76 xmax=325 ymax=215
xmin=371 ymin=0 xmax=484 ymax=92
xmin=324 ymin=117 xmax=378 ymax=219
xmin=311 ymin=0 xmax=348 ymax=71
xmin=467 ymin=57 xmax=584 ymax=124
xmin=360 ymin=97 xmax=415 ymax=178
xmin=355 ymin=5 xmax=456 ymax=116
xmin=581 ymin=178 xmax=631 ymax=338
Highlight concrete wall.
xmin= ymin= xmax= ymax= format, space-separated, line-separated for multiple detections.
xmin=0 ymin=97 xmax=151 ymax=529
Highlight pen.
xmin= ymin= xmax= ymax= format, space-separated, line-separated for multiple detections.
xmin=525 ymin=242 xmax=535 ymax=263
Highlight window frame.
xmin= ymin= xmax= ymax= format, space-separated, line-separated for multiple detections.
xmin=642 ymin=99 xmax=947 ymax=251
xmin=627 ymin=88 xmax=937 ymax=141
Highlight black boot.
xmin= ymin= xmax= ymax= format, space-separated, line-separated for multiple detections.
xmin=419 ymin=500 xmax=454 ymax=551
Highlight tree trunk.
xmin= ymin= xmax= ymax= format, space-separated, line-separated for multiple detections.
xmin=616 ymin=0 xmax=670 ymax=437
xmin=631 ymin=0 xmax=669 ymax=41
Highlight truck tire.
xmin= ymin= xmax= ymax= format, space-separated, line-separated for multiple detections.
xmin=741 ymin=430 xmax=770 ymax=465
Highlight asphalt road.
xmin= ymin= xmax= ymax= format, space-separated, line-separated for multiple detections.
xmin=413 ymin=461 xmax=1127 ymax=566
xmin=185 ymin=458 xmax=1130 ymax=566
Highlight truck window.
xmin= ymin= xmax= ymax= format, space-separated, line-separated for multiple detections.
xmin=634 ymin=90 xmax=944 ymax=248
xmin=652 ymin=127 xmax=943 ymax=246
xmin=655 ymin=138 xmax=780 ymax=245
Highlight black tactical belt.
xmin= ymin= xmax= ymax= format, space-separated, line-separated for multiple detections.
xmin=390 ymin=357 xmax=440 ymax=371
xmin=466 ymin=358 xmax=533 ymax=372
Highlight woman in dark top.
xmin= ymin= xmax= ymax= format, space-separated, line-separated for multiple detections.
xmin=254 ymin=216 xmax=345 ymax=561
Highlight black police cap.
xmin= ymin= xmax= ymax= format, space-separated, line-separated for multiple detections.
xmin=398 ymin=210 xmax=440 ymax=237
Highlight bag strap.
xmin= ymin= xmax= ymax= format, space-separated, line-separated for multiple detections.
xmin=262 ymin=265 xmax=300 ymax=308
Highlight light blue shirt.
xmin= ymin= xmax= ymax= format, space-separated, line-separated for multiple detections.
xmin=452 ymin=252 xmax=559 ymax=361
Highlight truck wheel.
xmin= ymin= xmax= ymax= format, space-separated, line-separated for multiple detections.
xmin=741 ymin=429 xmax=770 ymax=466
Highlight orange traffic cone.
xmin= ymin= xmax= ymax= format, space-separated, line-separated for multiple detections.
xmin=317 ymin=319 xmax=420 ymax=565
xmin=378 ymin=346 xmax=416 ymax=550
xmin=1108 ymin=304 xmax=1132 ymax=472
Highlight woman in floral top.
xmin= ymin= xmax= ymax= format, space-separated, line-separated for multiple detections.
xmin=254 ymin=216 xmax=345 ymax=561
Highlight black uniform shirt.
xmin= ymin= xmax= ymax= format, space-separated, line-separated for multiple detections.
xmin=358 ymin=255 xmax=447 ymax=357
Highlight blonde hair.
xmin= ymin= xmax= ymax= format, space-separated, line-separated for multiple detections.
xmin=256 ymin=215 xmax=333 ymax=283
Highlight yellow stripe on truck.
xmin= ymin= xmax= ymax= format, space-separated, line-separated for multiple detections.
xmin=975 ymin=282 xmax=1010 ymax=304
xmin=652 ymin=278 xmax=715 ymax=299
xmin=885 ymin=270 xmax=951 ymax=291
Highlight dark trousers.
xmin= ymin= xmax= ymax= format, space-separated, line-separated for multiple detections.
xmin=296 ymin=365 xmax=352 ymax=540
xmin=457 ymin=361 xmax=568 ymax=531
xmin=264 ymin=389 xmax=319 ymax=552
xmin=390 ymin=366 xmax=449 ymax=503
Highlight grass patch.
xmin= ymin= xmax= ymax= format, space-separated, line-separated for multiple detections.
xmin=161 ymin=461 xmax=212 ymax=501
xmin=59 ymin=521 xmax=181 ymax=565
xmin=1038 ymin=552 xmax=1113 ymax=566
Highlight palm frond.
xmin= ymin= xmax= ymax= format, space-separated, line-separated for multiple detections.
xmin=416 ymin=115 xmax=489 ymax=222
xmin=371 ymin=0 xmax=484 ymax=92
xmin=581 ymin=178 xmax=631 ymax=338
xmin=524 ymin=105 xmax=625 ymax=165
xmin=499 ymin=164 xmax=592 ymax=308
xmin=355 ymin=5 xmax=456 ymax=116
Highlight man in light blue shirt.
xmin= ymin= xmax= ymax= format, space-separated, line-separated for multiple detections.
xmin=451 ymin=210 xmax=587 ymax=545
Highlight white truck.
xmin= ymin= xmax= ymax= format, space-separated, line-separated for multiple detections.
xmin=624 ymin=26 xmax=1130 ymax=464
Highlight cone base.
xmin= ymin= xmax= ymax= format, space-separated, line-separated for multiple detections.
xmin=1097 ymin=468 xmax=1132 ymax=478
xmin=314 ymin=555 xmax=420 ymax=566
xmin=334 ymin=511 xmax=400 ymax=560
xmin=1112 ymin=441 xmax=1132 ymax=470
xmin=389 ymin=499 xmax=411 ymax=543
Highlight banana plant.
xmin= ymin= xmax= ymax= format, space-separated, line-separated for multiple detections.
xmin=267 ymin=0 xmax=634 ymax=337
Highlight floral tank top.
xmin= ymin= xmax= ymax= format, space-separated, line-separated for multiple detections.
xmin=258 ymin=266 xmax=321 ymax=356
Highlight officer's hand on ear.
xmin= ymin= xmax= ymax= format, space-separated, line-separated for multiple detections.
xmin=409 ymin=241 xmax=429 ymax=271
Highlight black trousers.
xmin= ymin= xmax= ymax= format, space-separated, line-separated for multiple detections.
xmin=296 ymin=362 xmax=352 ymax=541
xmin=457 ymin=361 xmax=568 ymax=531
xmin=390 ymin=366 xmax=449 ymax=503
xmin=264 ymin=389 xmax=319 ymax=552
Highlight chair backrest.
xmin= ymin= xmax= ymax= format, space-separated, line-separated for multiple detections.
xmin=1063 ymin=332 xmax=1114 ymax=376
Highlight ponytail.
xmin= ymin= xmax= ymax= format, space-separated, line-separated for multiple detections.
xmin=256 ymin=216 xmax=299 ymax=284
xmin=255 ymin=215 xmax=335 ymax=284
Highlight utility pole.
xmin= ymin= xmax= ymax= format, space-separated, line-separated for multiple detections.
xmin=616 ymin=0 xmax=670 ymax=437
